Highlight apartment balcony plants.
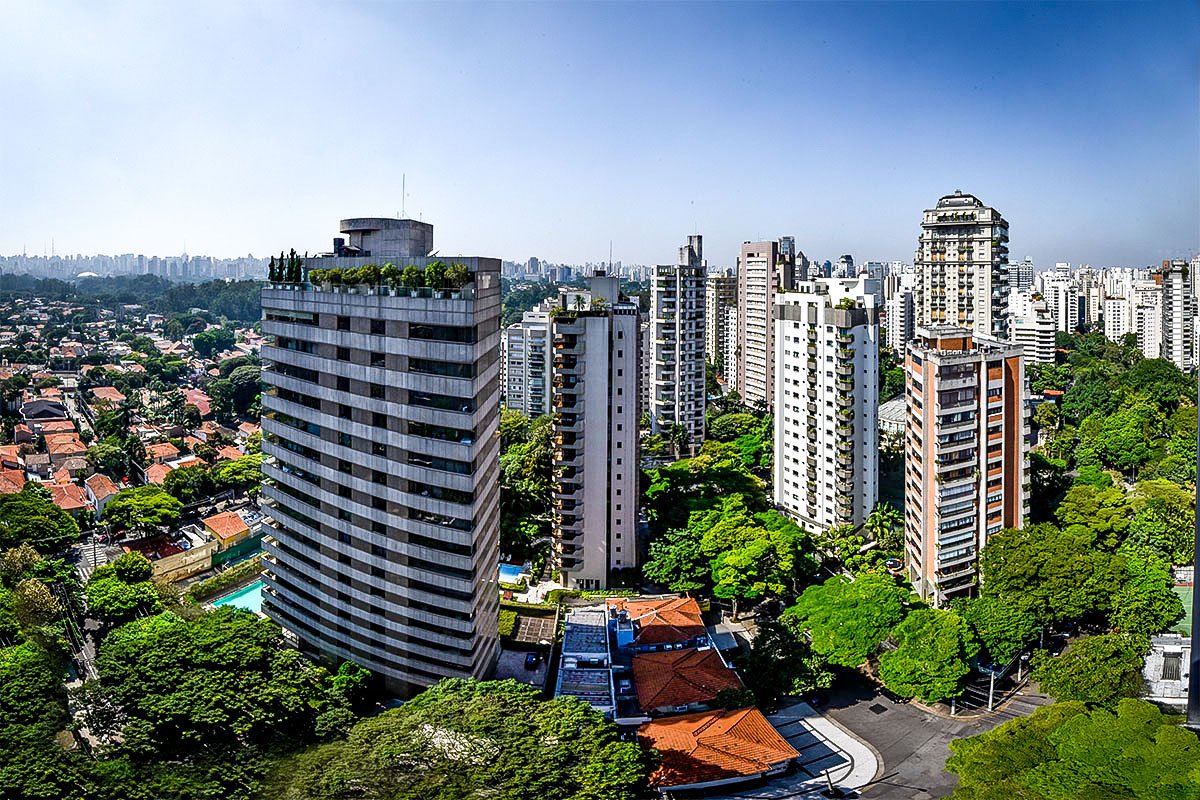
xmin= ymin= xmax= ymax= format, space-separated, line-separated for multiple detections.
xmin=307 ymin=261 xmax=473 ymax=299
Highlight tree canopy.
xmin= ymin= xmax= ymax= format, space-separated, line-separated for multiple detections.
xmin=0 ymin=483 xmax=81 ymax=551
xmin=104 ymin=485 xmax=183 ymax=536
xmin=782 ymin=574 xmax=909 ymax=668
xmin=879 ymin=608 xmax=979 ymax=703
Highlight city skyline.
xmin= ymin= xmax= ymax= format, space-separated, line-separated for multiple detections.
xmin=1 ymin=3 xmax=1197 ymax=267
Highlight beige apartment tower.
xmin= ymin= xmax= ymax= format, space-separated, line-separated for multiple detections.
xmin=903 ymin=326 xmax=1027 ymax=607
xmin=736 ymin=240 xmax=796 ymax=411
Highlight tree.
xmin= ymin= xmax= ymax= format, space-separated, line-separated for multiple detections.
xmin=1123 ymin=498 xmax=1194 ymax=565
xmin=424 ymin=260 xmax=447 ymax=289
xmin=227 ymin=364 xmax=261 ymax=417
xmin=1030 ymin=633 xmax=1148 ymax=707
xmin=946 ymin=699 xmax=1200 ymax=800
xmin=104 ymin=486 xmax=183 ymax=536
xmin=737 ymin=617 xmax=833 ymax=712
xmin=952 ymin=595 xmax=1038 ymax=665
xmin=864 ymin=502 xmax=903 ymax=551
xmin=1121 ymin=357 xmax=1192 ymax=410
xmin=0 ymin=484 xmax=81 ymax=550
xmin=212 ymin=454 xmax=262 ymax=496
xmin=163 ymin=464 xmax=215 ymax=504
xmin=445 ymin=263 xmax=471 ymax=289
xmin=1028 ymin=451 xmax=1072 ymax=524
xmin=262 ymin=678 xmax=650 ymax=800
xmin=1110 ymin=548 xmax=1184 ymax=635
xmin=192 ymin=327 xmax=236 ymax=359
xmin=707 ymin=413 xmax=759 ymax=442
xmin=86 ymin=559 xmax=161 ymax=625
xmin=979 ymin=524 xmax=1121 ymax=624
xmin=879 ymin=608 xmax=979 ymax=703
xmin=642 ymin=525 xmax=708 ymax=593
xmin=1054 ymin=483 xmax=1131 ymax=548
xmin=782 ymin=574 xmax=908 ymax=668
xmin=1060 ymin=376 xmax=1119 ymax=423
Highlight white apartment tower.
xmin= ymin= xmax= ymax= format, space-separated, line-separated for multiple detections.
xmin=1008 ymin=293 xmax=1057 ymax=365
xmin=885 ymin=289 xmax=915 ymax=354
xmin=737 ymin=239 xmax=797 ymax=411
xmin=649 ymin=236 xmax=707 ymax=452
xmin=904 ymin=327 xmax=1028 ymax=607
xmin=550 ymin=274 xmax=640 ymax=590
xmin=705 ymin=272 xmax=738 ymax=373
xmin=260 ymin=217 xmax=500 ymax=694
xmin=915 ymin=191 xmax=1011 ymax=338
xmin=501 ymin=302 xmax=552 ymax=417
xmin=1039 ymin=272 xmax=1079 ymax=333
xmin=774 ymin=278 xmax=880 ymax=533
xmin=1104 ymin=297 xmax=1132 ymax=344
xmin=1160 ymin=259 xmax=1195 ymax=371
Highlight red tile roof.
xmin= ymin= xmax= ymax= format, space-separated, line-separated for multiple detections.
xmin=49 ymin=483 xmax=89 ymax=512
xmin=608 ymin=596 xmax=707 ymax=647
xmin=146 ymin=442 xmax=180 ymax=462
xmin=0 ymin=469 xmax=26 ymax=495
xmin=90 ymin=386 xmax=127 ymax=403
xmin=145 ymin=463 xmax=173 ymax=484
xmin=39 ymin=420 xmax=76 ymax=434
xmin=85 ymin=472 xmax=120 ymax=502
xmin=633 ymin=648 xmax=743 ymax=712
xmin=638 ymin=707 xmax=799 ymax=789
xmin=203 ymin=511 xmax=249 ymax=542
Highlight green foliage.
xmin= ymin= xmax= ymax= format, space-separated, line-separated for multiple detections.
xmin=952 ymin=595 xmax=1039 ymax=665
xmin=498 ymin=609 xmax=518 ymax=638
xmin=500 ymin=414 xmax=553 ymax=562
xmin=782 ymin=574 xmax=908 ymax=668
xmin=86 ymin=557 xmax=161 ymax=625
xmin=1124 ymin=497 xmax=1194 ymax=565
xmin=111 ymin=552 xmax=153 ymax=584
xmin=105 ymin=485 xmax=183 ymax=535
xmin=186 ymin=555 xmax=262 ymax=601
xmin=1054 ymin=483 xmax=1132 ymax=548
xmin=193 ymin=326 xmax=236 ymax=359
xmin=879 ymin=608 xmax=979 ymax=703
xmin=738 ymin=617 xmax=833 ymax=711
xmin=707 ymin=412 xmax=759 ymax=442
xmin=1030 ymin=633 xmax=1149 ymax=707
xmin=644 ymin=439 xmax=767 ymax=537
xmin=0 ymin=483 xmax=81 ymax=550
xmin=212 ymin=453 xmax=263 ymax=496
xmin=1121 ymin=357 xmax=1193 ymax=409
xmin=947 ymin=699 xmax=1200 ymax=800
xmin=979 ymin=524 xmax=1122 ymax=624
xmin=1110 ymin=547 xmax=1184 ymax=635
xmin=163 ymin=464 xmax=215 ymax=504
xmin=264 ymin=678 xmax=650 ymax=800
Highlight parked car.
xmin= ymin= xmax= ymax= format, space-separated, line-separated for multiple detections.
xmin=524 ymin=653 xmax=540 ymax=670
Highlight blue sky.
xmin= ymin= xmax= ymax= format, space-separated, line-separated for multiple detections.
xmin=0 ymin=1 xmax=1196 ymax=268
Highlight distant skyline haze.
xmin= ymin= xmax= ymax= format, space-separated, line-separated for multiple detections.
xmin=0 ymin=1 xmax=1196 ymax=268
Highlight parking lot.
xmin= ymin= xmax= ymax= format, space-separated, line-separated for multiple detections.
xmin=494 ymin=648 xmax=549 ymax=690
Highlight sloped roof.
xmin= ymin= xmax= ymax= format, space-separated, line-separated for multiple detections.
xmin=638 ymin=707 xmax=799 ymax=788
xmin=146 ymin=442 xmax=180 ymax=461
xmin=203 ymin=511 xmax=250 ymax=542
xmin=90 ymin=386 xmax=127 ymax=403
xmin=215 ymin=445 xmax=244 ymax=462
xmin=145 ymin=462 xmax=173 ymax=484
xmin=633 ymin=648 xmax=743 ymax=712
xmin=608 ymin=596 xmax=707 ymax=647
xmin=85 ymin=472 xmax=120 ymax=501
xmin=50 ymin=483 xmax=89 ymax=512
xmin=0 ymin=469 xmax=26 ymax=495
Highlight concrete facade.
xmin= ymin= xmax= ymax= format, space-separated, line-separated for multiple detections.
xmin=885 ymin=288 xmax=914 ymax=354
xmin=705 ymin=273 xmax=737 ymax=373
xmin=904 ymin=327 xmax=1028 ymax=607
xmin=773 ymin=278 xmax=880 ymax=533
xmin=260 ymin=220 xmax=500 ymax=694
xmin=649 ymin=236 xmax=706 ymax=453
xmin=1160 ymin=259 xmax=1195 ymax=371
xmin=736 ymin=240 xmax=796 ymax=412
xmin=501 ymin=302 xmax=552 ymax=417
xmin=550 ymin=274 xmax=640 ymax=589
xmin=915 ymin=191 xmax=1011 ymax=338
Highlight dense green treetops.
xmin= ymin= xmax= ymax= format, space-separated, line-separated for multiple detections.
xmin=1030 ymin=633 xmax=1149 ymax=708
xmin=0 ymin=483 xmax=81 ymax=550
xmin=265 ymin=678 xmax=650 ymax=800
xmin=104 ymin=485 xmax=183 ymax=535
xmin=947 ymin=699 xmax=1200 ymax=800
xmin=879 ymin=608 xmax=979 ymax=703
xmin=782 ymin=574 xmax=908 ymax=668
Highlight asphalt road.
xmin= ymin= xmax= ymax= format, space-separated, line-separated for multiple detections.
xmin=818 ymin=680 xmax=1051 ymax=800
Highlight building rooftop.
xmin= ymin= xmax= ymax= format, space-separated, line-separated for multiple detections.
xmin=203 ymin=510 xmax=251 ymax=543
xmin=632 ymin=648 xmax=742 ymax=712
xmin=607 ymin=596 xmax=707 ymax=648
xmin=562 ymin=608 xmax=609 ymax=657
xmin=638 ymin=707 xmax=800 ymax=789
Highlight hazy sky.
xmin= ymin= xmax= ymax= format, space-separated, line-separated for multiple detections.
xmin=1 ymin=1 xmax=1196 ymax=268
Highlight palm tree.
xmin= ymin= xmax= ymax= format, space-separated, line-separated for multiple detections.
xmin=865 ymin=502 xmax=903 ymax=550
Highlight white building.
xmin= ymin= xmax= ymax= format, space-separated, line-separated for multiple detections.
xmin=549 ymin=273 xmax=640 ymax=590
xmin=1160 ymin=259 xmax=1194 ymax=371
xmin=773 ymin=277 xmax=880 ymax=533
xmin=885 ymin=289 xmax=914 ymax=354
xmin=915 ymin=191 xmax=1011 ymax=338
xmin=1009 ymin=292 xmax=1057 ymax=364
xmin=502 ymin=302 xmax=553 ymax=417
xmin=1104 ymin=297 xmax=1131 ymax=343
xmin=705 ymin=272 xmax=737 ymax=373
xmin=1134 ymin=283 xmax=1164 ymax=360
xmin=648 ymin=236 xmax=707 ymax=452
xmin=1039 ymin=272 xmax=1079 ymax=333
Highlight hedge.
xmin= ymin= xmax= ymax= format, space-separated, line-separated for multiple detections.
xmin=187 ymin=555 xmax=262 ymax=602
xmin=499 ymin=610 xmax=517 ymax=638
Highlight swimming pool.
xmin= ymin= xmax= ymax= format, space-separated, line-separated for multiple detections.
xmin=499 ymin=564 xmax=525 ymax=584
xmin=213 ymin=580 xmax=265 ymax=614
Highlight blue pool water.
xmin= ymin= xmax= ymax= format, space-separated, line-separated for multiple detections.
xmin=213 ymin=580 xmax=265 ymax=613
xmin=499 ymin=564 xmax=525 ymax=583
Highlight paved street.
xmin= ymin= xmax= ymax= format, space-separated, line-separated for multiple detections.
xmin=820 ymin=681 xmax=1052 ymax=800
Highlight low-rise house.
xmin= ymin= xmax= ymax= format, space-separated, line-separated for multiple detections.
xmin=49 ymin=483 xmax=89 ymax=517
xmin=12 ymin=424 xmax=33 ymax=444
xmin=632 ymin=648 xmax=744 ymax=716
xmin=0 ymin=444 xmax=24 ymax=470
xmin=215 ymin=445 xmax=244 ymax=462
xmin=183 ymin=388 xmax=212 ymax=418
xmin=637 ymin=707 xmax=799 ymax=794
xmin=202 ymin=510 xmax=251 ymax=550
xmin=122 ymin=525 xmax=216 ymax=583
xmin=90 ymin=386 xmax=127 ymax=405
xmin=46 ymin=434 xmax=87 ymax=466
xmin=59 ymin=456 xmax=89 ymax=479
xmin=85 ymin=473 xmax=120 ymax=517
xmin=608 ymin=597 xmax=709 ymax=653
xmin=21 ymin=399 xmax=68 ymax=431
xmin=39 ymin=420 xmax=77 ymax=435
xmin=145 ymin=441 xmax=180 ymax=464
xmin=0 ymin=469 xmax=26 ymax=495
xmin=555 ymin=607 xmax=614 ymax=716
xmin=145 ymin=462 xmax=173 ymax=485
xmin=25 ymin=453 xmax=51 ymax=480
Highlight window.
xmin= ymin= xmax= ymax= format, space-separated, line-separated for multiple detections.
xmin=372 ymin=412 xmax=388 ymax=429
xmin=371 ymin=352 xmax=386 ymax=368
xmin=338 ymin=484 xmax=352 ymax=499
xmin=337 ymin=316 xmax=350 ymax=331
xmin=371 ymin=319 xmax=386 ymax=335
xmin=336 ymin=376 xmax=350 ymax=392
xmin=338 ymin=459 xmax=352 ymax=474
xmin=370 ymin=383 xmax=385 ymax=399
xmin=372 ymin=442 xmax=387 ymax=457
xmin=337 ymin=346 xmax=350 ymax=361
xmin=338 ymin=432 xmax=352 ymax=447
xmin=339 ymin=404 xmax=352 ymax=420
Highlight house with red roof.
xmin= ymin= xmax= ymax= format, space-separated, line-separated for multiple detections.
xmin=46 ymin=434 xmax=87 ymax=466
xmin=85 ymin=472 xmax=121 ymax=517
xmin=638 ymin=707 xmax=799 ymax=793
xmin=0 ymin=444 xmax=23 ymax=471
xmin=0 ymin=469 xmax=26 ymax=495
xmin=183 ymin=388 xmax=212 ymax=418
xmin=608 ymin=596 xmax=709 ymax=653
xmin=12 ymin=423 xmax=33 ymax=444
xmin=49 ymin=483 xmax=89 ymax=516
xmin=632 ymin=648 xmax=744 ymax=715
xmin=90 ymin=386 xmax=127 ymax=405
xmin=215 ymin=445 xmax=244 ymax=462
xmin=145 ymin=462 xmax=173 ymax=485
xmin=202 ymin=511 xmax=251 ymax=550
xmin=39 ymin=420 xmax=77 ymax=435
xmin=145 ymin=441 xmax=180 ymax=464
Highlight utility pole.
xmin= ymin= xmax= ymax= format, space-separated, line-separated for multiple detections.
xmin=1188 ymin=367 xmax=1200 ymax=730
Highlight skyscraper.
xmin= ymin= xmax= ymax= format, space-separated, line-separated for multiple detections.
xmin=260 ymin=217 xmax=501 ymax=694
xmin=736 ymin=239 xmax=796 ymax=411
xmin=914 ymin=191 xmax=1011 ymax=338
xmin=773 ymin=278 xmax=880 ymax=533
xmin=903 ymin=326 xmax=1027 ymax=607
xmin=1160 ymin=259 xmax=1195 ymax=371
xmin=648 ymin=236 xmax=707 ymax=453
xmin=502 ymin=301 xmax=553 ymax=417
xmin=705 ymin=271 xmax=737 ymax=373
xmin=1008 ymin=293 xmax=1057 ymax=364
xmin=550 ymin=274 xmax=640 ymax=589
xmin=885 ymin=288 xmax=914 ymax=354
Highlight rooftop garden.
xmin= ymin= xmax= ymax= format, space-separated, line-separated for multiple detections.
xmin=267 ymin=249 xmax=474 ymax=296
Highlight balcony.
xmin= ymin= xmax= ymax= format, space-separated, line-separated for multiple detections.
xmin=835 ymin=363 xmax=854 ymax=378
xmin=836 ymin=333 xmax=854 ymax=345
